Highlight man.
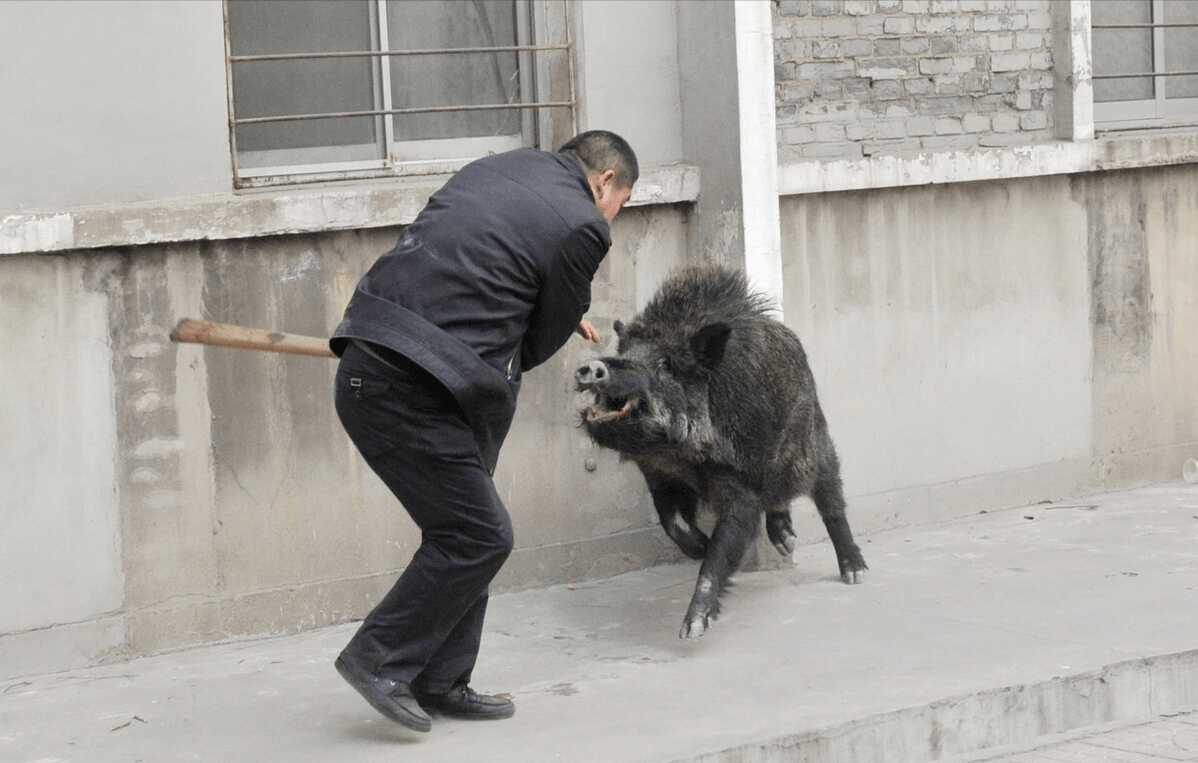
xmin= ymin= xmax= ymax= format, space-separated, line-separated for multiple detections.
xmin=328 ymin=131 xmax=638 ymax=733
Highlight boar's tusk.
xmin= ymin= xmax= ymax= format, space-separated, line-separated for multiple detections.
xmin=586 ymin=397 xmax=636 ymax=424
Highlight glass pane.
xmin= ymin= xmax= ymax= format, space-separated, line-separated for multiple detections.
xmin=228 ymin=0 xmax=380 ymax=162
xmin=1092 ymin=0 xmax=1154 ymax=103
xmin=1164 ymin=1 xmax=1198 ymax=99
xmin=386 ymin=0 xmax=523 ymax=142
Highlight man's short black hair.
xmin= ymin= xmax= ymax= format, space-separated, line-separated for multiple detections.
xmin=557 ymin=130 xmax=639 ymax=189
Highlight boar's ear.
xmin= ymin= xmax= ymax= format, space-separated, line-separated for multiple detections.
xmin=690 ymin=322 xmax=732 ymax=369
xmin=614 ymin=319 xmax=627 ymax=338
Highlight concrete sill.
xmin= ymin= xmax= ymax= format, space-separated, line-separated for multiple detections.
xmin=0 ymin=163 xmax=700 ymax=256
xmin=777 ymin=130 xmax=1198 ymax=197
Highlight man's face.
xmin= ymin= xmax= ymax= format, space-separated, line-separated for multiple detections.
xmin=591 ymin=170 xmax=633 ymax=224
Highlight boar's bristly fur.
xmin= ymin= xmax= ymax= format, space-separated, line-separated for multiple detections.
xmin=575 ymin=264 xmax=867 ymax=639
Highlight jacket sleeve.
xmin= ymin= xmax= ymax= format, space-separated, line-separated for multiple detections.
xmin=519 ymin=222 xmax=610 ymax=371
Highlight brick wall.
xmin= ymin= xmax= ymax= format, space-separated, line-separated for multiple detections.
xmin=774 ymin=0 xmax=1055 ymax=161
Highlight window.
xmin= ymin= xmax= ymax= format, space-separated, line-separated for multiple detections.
xmin=224 ymin=0 xmax=575 ymax=188
xmin=1092 ymin=0 xmax=1198 ymax=129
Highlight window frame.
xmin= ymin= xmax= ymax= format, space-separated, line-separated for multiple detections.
xmin=1092 ymin=0 xmax=1198 ymax=130
xmin=222 ymin=0 xmax=577 ymax=189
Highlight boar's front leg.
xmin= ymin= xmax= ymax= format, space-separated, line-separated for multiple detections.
xmin=680 ymin=477 xmax=758 ymax=639
xmin=642 ymin=469 xmax=708 ymax=560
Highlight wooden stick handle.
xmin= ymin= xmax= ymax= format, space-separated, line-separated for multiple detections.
xmin=170 ymin=318 xmax=336 ymax=359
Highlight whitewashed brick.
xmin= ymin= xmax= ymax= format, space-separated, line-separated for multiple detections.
xmin=963 ymin=113 xmax=991 ymax=132
xmin=843 ymin=38 xmax=872 ymax=57
xmin=904 ymin=77 xmax=935 ymax=95
xmin=797 ymin=99 xmax=861 ymax=122
xmin=989 ymin=33 xmax=1015 ymax=52
xmin=822 ymin=17 xmax=855 ymax=36
xmin=874 ymin=38 xmax=902 ymax=56
xmin=935 ymin=117 xmax=964 ymax=134
xmin=855 ymin=16 xmax=886 ymax=35
xmin=1020 ymin=111 xmax=1049 ymax=130
xmin=1027 ymin=8 xmax=1052 ymax=30
xmin=992 ymin=112 xmax=1020 ymax=131
xmin=1016 ymin=31 xmax=1048 ymax=49
xmin=861 ymin=58 xmax=918 ymax=78
xmin=863 ymin=138 xmax=922 ymax=155
xmin=812 ymin=0 xmax=843 ymax=17
xmin=992 ymin=52 xmax=1031 ymax=72
xmin=799 ymin=61 xmax=858 ymax=80
xmin=782 ymin=125 xmax=816 ymax=144
xmin=803 ymin=142 xmax=864 ymax=158
xmin=815 ymin=123 xmax=847 ymax=141
xmin=976 ymin=13 xmax=1028 ymax=32
xmin=813 ymin=41 xmax=842 ymax=59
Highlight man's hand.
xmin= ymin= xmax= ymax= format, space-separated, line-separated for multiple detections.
xmin=576 ymin=319 xmax=601 ymax=343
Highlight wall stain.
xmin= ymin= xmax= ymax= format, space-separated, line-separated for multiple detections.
xmin=1079 ymin=173 xmax=1153 ymax=374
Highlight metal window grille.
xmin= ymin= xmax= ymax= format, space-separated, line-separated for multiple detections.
xmin=1092 ymin=0 xmax=1198 ymax=128
xmin=223 ymin=0 xmax=576 ymax=188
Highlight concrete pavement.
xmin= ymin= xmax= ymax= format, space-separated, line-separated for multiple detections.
xmin=2 ymin=482 xmax=1197 ymax=763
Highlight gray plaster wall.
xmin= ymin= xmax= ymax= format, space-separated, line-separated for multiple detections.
xmin=0 ymin=207 xmax=693 ymax=677
xmin=778 ymin=166 xmax=1198 ymax=536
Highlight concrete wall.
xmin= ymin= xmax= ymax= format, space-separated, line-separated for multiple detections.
xmin=1081 ymin=166 xmax=1198 ymax=486
xmin=776 ymin=164 xmax=1198 ymax=537
xmin=0 ymin=0 xmax=230 ymax=209
xmin=780 ymin=176 xmax=1091 ymax=534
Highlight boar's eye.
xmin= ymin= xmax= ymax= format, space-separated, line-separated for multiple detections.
xmin=656 ymin=356 xmax=672 ymax=374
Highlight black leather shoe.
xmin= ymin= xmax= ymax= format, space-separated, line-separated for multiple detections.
xmin=414 ymin=684 xmax=515 ymax=720
xmin=335 ymin=652 xmax=432 ymax=733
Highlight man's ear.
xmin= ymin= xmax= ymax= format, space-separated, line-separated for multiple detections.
xmin=592 ymin=168 xmax=617 ymax=198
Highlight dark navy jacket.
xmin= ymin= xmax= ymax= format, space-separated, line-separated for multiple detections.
xmin=330 ymin=148 xmax=612 ymax=470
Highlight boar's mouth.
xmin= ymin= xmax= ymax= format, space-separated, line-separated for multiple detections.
xmin=584 ymin=391 xmax=639 ymax=425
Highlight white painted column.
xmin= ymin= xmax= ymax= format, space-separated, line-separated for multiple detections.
xmin=734 ymin=0 xmax=784 ymax=314
xmin=1053 ymin=0 xmax=1094 ymax=141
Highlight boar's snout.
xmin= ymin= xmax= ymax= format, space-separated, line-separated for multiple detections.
xmin=574 ymin=359 xmax=610 ymax=388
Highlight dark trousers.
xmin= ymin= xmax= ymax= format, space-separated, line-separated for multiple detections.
xmin=333 ymin=343 xmax=514 ymax=694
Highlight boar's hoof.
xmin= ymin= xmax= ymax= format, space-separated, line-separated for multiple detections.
xmin=772 ymin=533 xmax=796 ymax=558
xmin=839 ymin=550 xmax=868 ymax=584
xmin=679 ymin=614 xmax=708 ymax=639
xmin=840 ymin=566 xmax=867 ymax=585
xmin=765 ymin=514 xmax=797 ymax=557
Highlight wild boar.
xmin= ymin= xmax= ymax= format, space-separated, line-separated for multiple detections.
xmin=575 ymin=264 xmax=866 ymax=638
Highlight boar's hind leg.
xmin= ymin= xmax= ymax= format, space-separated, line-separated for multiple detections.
xmin=680 ymin=480 xmax=758 ymax=639
xmin=643 ymin=470 xmax=708 ymax=560
xmin=764 ymin=509 xmax=797 ymax=557
xmin=812 ymin=469 xmax=868 ymax=584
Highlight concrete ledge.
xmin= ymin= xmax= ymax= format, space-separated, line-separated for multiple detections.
xmin=680 ymin=651 xmax=1198 ymax=763
xmin=778 ymin=131 xmax=1198 ymax=197
xmin=0 ymin=616 xmax=126 ymax=680
xmin=0 ymin=163 xmax=699 ymax=255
